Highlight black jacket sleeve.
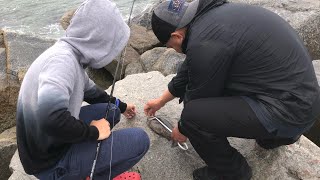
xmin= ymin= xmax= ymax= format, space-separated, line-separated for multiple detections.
xmin=43 ymin=108 xmax=99 ymax=142
xmin=84 ymin=85 xmax=127 ymax=113
xmin=168 ymin=59 xmax=189 ymax=98
xmin=182 ymin=40 xmax=233 ymax=102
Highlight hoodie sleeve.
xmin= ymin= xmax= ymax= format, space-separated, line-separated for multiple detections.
xmin=84 ymin=74 xmax=127 ymax=113
xmin=38 ymin=57 xmax=99 ymax=142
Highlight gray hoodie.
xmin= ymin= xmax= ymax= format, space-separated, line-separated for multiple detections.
xmin=16 ymin=0 xmax=129 ymax=174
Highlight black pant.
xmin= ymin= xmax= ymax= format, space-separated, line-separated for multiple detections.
xmin=179 ymin=96 xmax=297 ymax=176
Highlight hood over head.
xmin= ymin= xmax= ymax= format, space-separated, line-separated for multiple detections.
xmin=61 ymin=0 xmax=130 ymax=69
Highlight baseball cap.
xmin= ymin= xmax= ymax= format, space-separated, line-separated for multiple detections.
xmin=152 ymin=0 xmax=199 ymax=44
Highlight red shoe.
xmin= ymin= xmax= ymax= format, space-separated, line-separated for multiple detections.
xmin=113 ymin=171 xmax=141 ymax=180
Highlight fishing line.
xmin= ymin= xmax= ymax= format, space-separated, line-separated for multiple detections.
xmin=90 ymin=0 xmax=136 ymax=179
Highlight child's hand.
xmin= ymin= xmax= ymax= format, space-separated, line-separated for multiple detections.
xmin=123 ymin=103 xmax=136 ymax=119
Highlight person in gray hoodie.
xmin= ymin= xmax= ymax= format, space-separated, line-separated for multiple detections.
xmin=16 ymin=0 xmax=150 ymax=179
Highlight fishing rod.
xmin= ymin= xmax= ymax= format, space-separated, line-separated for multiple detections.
xmin=89 ymin=0 xmax=137 ymax=179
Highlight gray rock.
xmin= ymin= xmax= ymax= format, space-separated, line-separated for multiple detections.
xmin=60 ymin=9 xmax=76 ymax=30
xmin=0 ymin=30 xmax=4 ymax=48
xmin=0 ymin=100 xmax=17 ymax=128
xmin=0 ymin=48 xmax=7 ymax=106
xmin=104 ymin=46 xmax=140 ymax=80
xmin=153 ymin=48 xmax=185 ymax=76
xmin=3 ymin=31 xmax=56 ymax=80
xmin=9 ymin=151 xmax=37 ymax=180
xmin=140 ymin=47 xmax=166 ymax=71
xmin=305 ymin=60 xmax=320 ymax=147
xmin=125 ymin=61 xmax=145 ymax=77
xmin=231 ymin=0 xmax=320 ymax=59
xmin=0 ymin=127 xmax=17 ymax=180
xmin=0 ymin=45 xmax=27 ymax=133
xmin=129 ymin=24 xmax=160 ymax=55
xmin=86 ymin=67 xmax=113 ymax=90
xmin=131 ymin=5 xmax=157 ymax=30
xmin=140 ymin=47 xmax=185 ymax=76
xmin=0 ymin=48 xmax=6 ymax=77
xmin=312 ymin=60 xmax=320 ymax=83
xmin=108 ymin=71 xmax=204 ymax=180
xmin=109 ymin=71 xmax=320 ymax=180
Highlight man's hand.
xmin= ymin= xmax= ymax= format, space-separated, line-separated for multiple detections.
xmin=90 ymin=118 xmax=111 ymax=140
xmin=144 ymin=98 xmax=165 ymax=117
xmin=123 ymin=103 xmax=136 ymax=119
xmin=171 ymin=126 xmax=187 ymax=143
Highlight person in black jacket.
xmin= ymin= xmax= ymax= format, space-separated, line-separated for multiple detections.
xmin=144 ymin=0 xmax=320 ymax=179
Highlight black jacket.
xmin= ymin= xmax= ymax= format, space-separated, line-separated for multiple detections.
xmin=169 ymin=1 xmax=320 ymax=129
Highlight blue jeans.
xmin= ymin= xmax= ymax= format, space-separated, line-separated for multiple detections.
xmin=35 ymin=103 xmax=150 ymax=180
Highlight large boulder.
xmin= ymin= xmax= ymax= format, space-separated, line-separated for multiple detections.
xmin=109 ymin=72 xmax=204 ymax=180
xmin=0 ymin=48 xmax=19 ymax=133
xmin=305 ymin=60 xmax=320 ymax=146
xmin=86 ymin=67 xmax=113 ymax=90
xmin=60 ymin=9 xmax=76 ymax=30
xmin=104 ymin=24 xmax=160 ymax=80
xmin=313 ymin=60 xmax=320 ymax=81
xmin=125 ymin=61 xmax=145 ymax=77
xmin=230 ymin=0 xmax=320 ymax=59
xmin=129 ymin=24 xmax=160 ymax=55
xmin=0 ymin=127 xmax=17 ymax=180
xmin=0 ymin=48 xmax=6 ymax=81
xmin=139 ymin=47 xmax=185 ymax=76
xmin=104 ymin=46 xmax=140 ymax=80
xmin=9 ymin=151 xmax=37 ymax=180
xmin=131 ymin=5 xmax=157 ymax=30
xmin=0 ymin=30 xmax=4 ymax=48
xmin=0 ymin=49 xmax=19 ymax=133
xmin=3 ymin=31 xmax=56 ymax=79
xmin=0 ymin=31 xmax=56 ymax=133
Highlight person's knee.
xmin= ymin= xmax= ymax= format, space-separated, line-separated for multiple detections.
xmin=128 ymin=128 xmax=150 ymax=155
xmin=181 ymin=99 xmax=206 ymax=128
xmin=180 ymin=101 xmax=202 ymax=132
xmin=256 ymin=135 xmax=301 ymax=149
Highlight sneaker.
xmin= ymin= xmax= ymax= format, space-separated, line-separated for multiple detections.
xmin=193 ymin=166 xmax=222 ymax=180
xmin=193 ymin=162 xmax=252 ymax=180
xmin=222 ymin=160 xmax=252 ymax=180
xmin=113 ymin=171 xmax=141 ymax=180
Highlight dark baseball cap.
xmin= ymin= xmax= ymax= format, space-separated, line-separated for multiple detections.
xmin=151 ymin=0 xmax=199 ymax=44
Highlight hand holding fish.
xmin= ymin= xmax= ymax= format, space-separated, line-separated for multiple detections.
xmin=172 ymin=126 xmax=187 ymax=143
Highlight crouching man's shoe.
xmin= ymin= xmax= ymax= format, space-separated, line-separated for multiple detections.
xmin=193 ymin=163 xmax=252 ymax=180
xmin=193 ymin=166 xmax=221 ymax=180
